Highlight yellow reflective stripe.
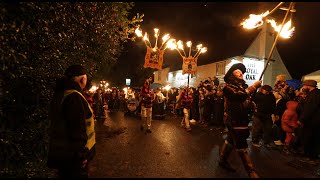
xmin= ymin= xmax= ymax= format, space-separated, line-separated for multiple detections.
xmin=85 ymin=115 xmax=96 ymax=150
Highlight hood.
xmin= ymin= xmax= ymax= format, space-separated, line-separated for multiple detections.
xmin=286 ymin=100 xmax=298 ymax=111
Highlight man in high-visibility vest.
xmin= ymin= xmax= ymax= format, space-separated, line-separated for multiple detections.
xmin=47 ymin=65 xmax=96 ymax=178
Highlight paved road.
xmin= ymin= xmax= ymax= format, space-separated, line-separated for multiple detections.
xmin=89 ymin=111 xmax=319 ymax=178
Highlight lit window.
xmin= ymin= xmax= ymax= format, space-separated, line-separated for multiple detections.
xmin=216 ymin=62 xmax=226 ymax=75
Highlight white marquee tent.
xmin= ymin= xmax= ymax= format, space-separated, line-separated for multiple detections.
xmin=301 ymin=70 xmax=320 ymax=87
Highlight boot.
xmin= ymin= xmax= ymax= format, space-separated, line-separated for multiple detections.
xmin=218 ymin=141 xmax=236 ymax=172
xmin=237 ymin=149 xmax=260 ymax=178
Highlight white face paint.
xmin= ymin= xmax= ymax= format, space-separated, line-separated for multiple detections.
xmin=232 ymin=69 xmax=243 ymax=80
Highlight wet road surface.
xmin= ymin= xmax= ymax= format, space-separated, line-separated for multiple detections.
xmin=89 ymin=111 xmax=320 ymax=178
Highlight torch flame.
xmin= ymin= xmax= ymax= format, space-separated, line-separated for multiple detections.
xmin=200 ymin=47 xmax=207 ymax=53
xmin=166 ymin=39 xmax=177 ymax=50
xmin=196 ymin=44 xmax=203 ymax=50
xmin=241 ymin=11 xmax=269 ymax=29
xmin=89 ymin=85 xmax=98 ymax=93
xmin=143 ymin=32 xmax=149 ymax=41
xmin=267 ymin=19 xmax=295 ymax=39
xmin=154 ymin=28 xmax=159 ymax=38
xmin=162 ymin=34 xmax=170 ymax=42
xmin=177 ymin=40 xmax=184 ymax=50
xmin=135 ymin=27 xmax=143 ymax=37
xmin=186 ymin=41 xmax=192 ymax=47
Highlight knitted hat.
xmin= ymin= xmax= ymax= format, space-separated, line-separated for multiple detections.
xmin=224 ymin=63 xmax=246 ymax=83
xmin=64 ymin=65 xmax=87 ymax=78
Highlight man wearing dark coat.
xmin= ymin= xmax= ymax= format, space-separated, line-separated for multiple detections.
xmin=299 ymin=80 xmax=320 ymax=160
xmin=251 ymin=85 xmax=276 ymax=148
xmin=218 ymin=63 xmax=261 ymax=178
xmin=47 ymin=65 xmax=96 ymax=178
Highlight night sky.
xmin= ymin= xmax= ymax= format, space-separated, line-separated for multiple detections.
xmin=116 ymin=2 xmax=320 ymax=83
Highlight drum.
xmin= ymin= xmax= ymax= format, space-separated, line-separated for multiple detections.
xmin=127 ymin=100 xmax=137 ymax=112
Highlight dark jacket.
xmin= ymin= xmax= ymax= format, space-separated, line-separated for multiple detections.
xmin=168 ymin=90 xmax=178 ymax=103
xmin=299 ymin=88 xmax=320 ymax=127
xmin=274 ymin=97 xmax=288 ymax=127
xmin=47 ymin=77 xmax=95 ymax=168
xmin=223 ymin=80 xmax=257 ymax=126
xmin=253 ymin=91 xmax=276 ymax=117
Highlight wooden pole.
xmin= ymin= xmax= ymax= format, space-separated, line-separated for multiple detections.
xmin=186 ymin=73 xmax=190 ymax=97
xmin=267 ymin=2 xmax=285 ymax=17
xmin=259 ymin=2 xmax=294 ymax=80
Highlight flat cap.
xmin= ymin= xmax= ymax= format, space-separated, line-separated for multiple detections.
xmin=302 ymin=80 xmax=317 ymax=87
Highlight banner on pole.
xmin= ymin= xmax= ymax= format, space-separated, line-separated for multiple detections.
xmin=182 ymin=56 xmax=198 ymax=75
xmin=144 ymin=47 xmax=164 ymax=70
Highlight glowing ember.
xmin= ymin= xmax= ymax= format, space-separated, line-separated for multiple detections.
xmin=241 ymin=11 xmax=269 ymax=29
xmin=267 ymin=19 xmax=295 ymax=38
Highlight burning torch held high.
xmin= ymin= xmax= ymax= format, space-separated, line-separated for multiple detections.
xmin=241 ymin=2 xmax=296 ymax=39
xmin=135 ymin=27 xmax=172 ymax=51
xmin=135 ymin=27 xmax=174 ymax=70
xmin=165 ymin=39 xmax=207 ymax=59
xmin=240 ymin=2 xmax=296 ymax=81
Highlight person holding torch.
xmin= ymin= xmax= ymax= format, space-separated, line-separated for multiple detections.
xmin=140 ymin=76 xmax=154 ymax=133
xmin=178 ymin=85 xmax=193 ymax=132
xmin=218 ymin=63 xmax=261 ymax=178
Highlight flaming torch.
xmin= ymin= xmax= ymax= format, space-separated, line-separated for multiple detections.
xmin=135 ymin=27 xmax=172 ymax=70
xmin=166 ymin=39 xmax=207 ymax=60
xmin=241 ymin=2 xmax=296 ymax=80
xmin=166 ymin=39 xmax=207 ymax=88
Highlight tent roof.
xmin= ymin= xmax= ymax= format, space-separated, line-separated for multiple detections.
xmin=303 ymin=70 xmax=320 ymax=77
xmin=302 ymin=69 xmax=320 ymax=83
